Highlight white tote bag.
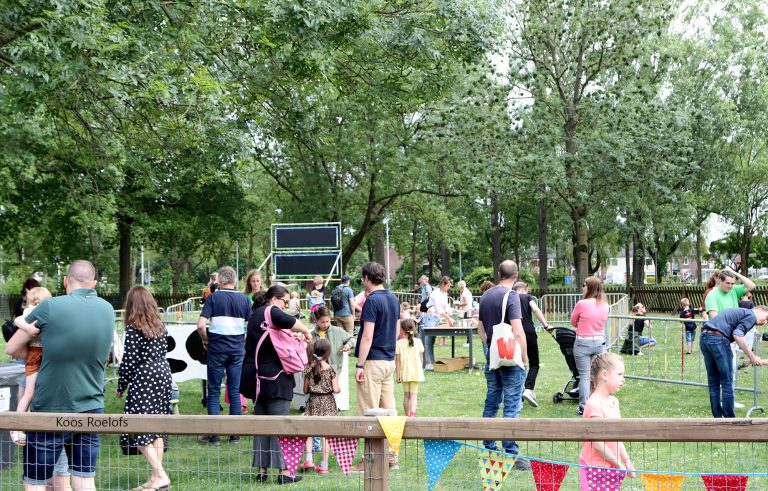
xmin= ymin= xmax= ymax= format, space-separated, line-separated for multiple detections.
xmin=488 ymin=290 xmax=525 ymax=370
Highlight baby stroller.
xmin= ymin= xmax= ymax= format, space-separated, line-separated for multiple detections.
xmin=548 ymin=327 xmax=581 ymax=403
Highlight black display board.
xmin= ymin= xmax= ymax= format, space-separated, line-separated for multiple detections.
xmin=274 ymin=226 xmax=339 ymax=250
xmin=273 ymin=253 xmax=340 ymax=278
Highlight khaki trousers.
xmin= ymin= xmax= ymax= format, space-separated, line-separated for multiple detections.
xmin=335 ymin=315 xmax=355 ymax=335
xmin=356 ymin=359 xmax=398 ymax=463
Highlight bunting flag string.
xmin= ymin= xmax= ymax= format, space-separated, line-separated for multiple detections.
xmin=424 ymin=440 xmax=463 ymax=490
xmin=530 ymin=459 xmax=570 ymax=491
xmin=641 ymin=474 xmax=686 ymax=490
xmin=377 ymin=415 xmax=408 ymax=453
xmin=277 ymin=436 xmax=305 ymax=477
xmin=477 ymin=451 xmax=512 ymax=491
xmin=701 ymin=475 xmax=749 ymax=491
xmin=327 ymin=437 xmax=358 ymax=476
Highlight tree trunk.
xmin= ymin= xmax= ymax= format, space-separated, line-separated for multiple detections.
xmin=695 ymin=227 xmax=704 ymax=283
xmin=439 ymin=242 xmax=451 ymax=278
xmin=741 ymin=223 xmax=751 ymax=275
xmin=537 ymin=202 xmax=548 ymax=290
xmin=625 ymin=241 xmax=631 ymax=296
xmin=632 ymin=235 xmax=645 ymax=287
xmin=247 ymin=229 xmax=254 ymax=270
xmin=427 ymin=231 xmax=434 ymax=280
xmin=411 ymin=220 xmax=418 ymax=288
xmin=374 ymin=224 xmax=386 ymax=266
xmin=571 ymin=209 xmax=589 ymax=285
xmin=118 ymin=220 xmax=132 ymax=307
xmin=513 ymin=212 xmax=521 ymax=267
xmin=490 ymin=194 xmax=502 ymax=282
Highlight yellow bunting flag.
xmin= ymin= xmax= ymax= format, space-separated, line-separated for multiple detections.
xmin=477 ymin=451 xmax=512 ymax=491
xmin=642 ymin=474 xmax=686 ymax=491
xmin=377 ymin=416 xmax=408 ymax=453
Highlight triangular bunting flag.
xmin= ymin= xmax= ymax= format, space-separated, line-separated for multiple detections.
xmin=377 ymin=415 xmax=407 ymax=453
xmin=328 ymin=437 xmax=358 ymax=476
xmin=477 ymin=451 xmax=512 ymax=491
xmin=277 ymin=436 xmax=304 ymax=477
xmin=530 ymin=459 xmax=569 ymax=491
xmin=582 ymin=465 xmax=626 ymax=490
xmin=701 ymin=475 xmax=749 ymax=491
xmin=641 ymin=474 xmax=685 ymax=490
xmin=424 ymin=440 xmax=463 ymax=490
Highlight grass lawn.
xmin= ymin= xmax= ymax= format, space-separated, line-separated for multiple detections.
xmin=2 ymin=318 xmax=768 ymax=489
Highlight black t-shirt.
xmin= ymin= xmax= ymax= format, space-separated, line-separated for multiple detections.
xmin=629 ymin=318 xmax=646 ymax=336
xmin=478 ymin=286 xmax=522 ymax=342
xmin=517 ymin=293 xmax=536 ymax=335
xmin=240 ymin=305 xmax=297 ymax=401
xmin=355 ymin=289 xmax=399 ymax=361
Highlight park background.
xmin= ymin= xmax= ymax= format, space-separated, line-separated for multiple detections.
xmin=3 ymin=1 xmax=768 ymax=489
xmin=2 ymin=1 xmax=768 ymax=304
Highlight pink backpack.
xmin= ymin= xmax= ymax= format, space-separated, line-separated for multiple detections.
xmin=254 ymin=306 xmax=308 ymax=400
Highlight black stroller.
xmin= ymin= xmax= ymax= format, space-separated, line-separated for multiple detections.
xmin=548 ymin=327 xmax=581 ymax=403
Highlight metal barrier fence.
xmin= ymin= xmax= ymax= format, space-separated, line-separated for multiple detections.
xmin=539 ymin=293 xmax=630 ymax=344
xmin=163 ymin=297 xmax=202 ymax=323
xmin=2 ymin=415 xmax=768 ymax=490
xmin=605 ymin=315 xmax=763 ymax=406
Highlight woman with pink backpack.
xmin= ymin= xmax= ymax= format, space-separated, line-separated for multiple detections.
xmin=240 ymin=285 xmax=312 ymax=485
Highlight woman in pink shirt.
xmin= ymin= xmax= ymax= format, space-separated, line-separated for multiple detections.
xmin=571 ymin=276 xmax=610 ymax=415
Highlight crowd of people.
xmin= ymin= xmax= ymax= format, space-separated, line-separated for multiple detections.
xmin=6 ymin=257 xmax=768 ymax=490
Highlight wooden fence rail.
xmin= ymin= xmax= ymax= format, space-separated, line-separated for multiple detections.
xmin=3 ymin=414 xmax=768 ymax=490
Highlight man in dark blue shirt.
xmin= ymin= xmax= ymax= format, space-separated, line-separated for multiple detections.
xmin=700 ymin=307 xmax=768 ymax=417
xmin=477 ymin=260 xmax=530 ymax=470
xmin=197 ymin=266 xmax=251 ymax=445
xmin=352 ymin=261 xmax=400 ymax=471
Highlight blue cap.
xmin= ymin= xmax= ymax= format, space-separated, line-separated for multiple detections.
xmin=342 ymin=275 xmax=350 ymax=282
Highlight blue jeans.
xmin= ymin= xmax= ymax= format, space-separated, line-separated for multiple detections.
xmin=24 ymin=408 xmax=103 ymax=484
xmin=207 ymin=351 xmax=244 ymax=416
xmin=573 ymin=337 xmax=606 ymax=409
xmin=701 ymin=333 xmax=734 ymax=418
xmin=423 ymin=335 xmax=436 ymax=364
xmin=482 ymin=350 xmax=526 ymax=456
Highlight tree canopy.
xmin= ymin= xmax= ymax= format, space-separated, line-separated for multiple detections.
xmin=2 ymin=0 xmax=767 ymax=295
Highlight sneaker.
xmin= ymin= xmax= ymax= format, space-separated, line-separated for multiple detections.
xmin=577 ymin=406 xmax=584 ymax=416
xmin=512 ymin=459 xmax=531 ymax=471
xmin=316 ymin=466 xmax=329 ymax=475
xmin=349 ymin=462 xmax=365 ymax=473
xmin=229 ymin=436 xmax=241 ymax=444
xmin=277 ymin=474 xmax=302 ymax=485
xmin=255 ymin=472 xmax=268 ymax=483
xmin=300 ymin=461 xmax=315 ymax=472
xmin=735 ymin=402 xmax=745 ymax=409
xmin=522 ymin=389 xmax=538 ymax=408
xmin=425 ymin=363 xmax=434 ymax=371
xmin=198 ymin=435 xmax=220 ymax=446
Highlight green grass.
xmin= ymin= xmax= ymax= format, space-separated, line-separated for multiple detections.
xmin=2 ymin=321 xmax=768 ymax=489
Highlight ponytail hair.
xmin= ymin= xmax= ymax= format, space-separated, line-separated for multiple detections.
xmin=308 ymin=338 xmax=332 ymax=384
xmin=253 ymin=285 xmax=289 ymax=310
xmin=589 ymin=352 xmax=623 ymax=393
xmin=400 ymin=318 xmax=418 ymax=347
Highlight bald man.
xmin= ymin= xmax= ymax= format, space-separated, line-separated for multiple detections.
xmin=11 ymin=260 xmax=115 ymax=491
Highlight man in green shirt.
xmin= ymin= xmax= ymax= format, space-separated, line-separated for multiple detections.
xmin=705 ymin=269 xmax=755 ymax=319
xmin=703 ymin=268 xmax=756 ymax=411
xmin=11 ymin=260 xmax=114 ymax=491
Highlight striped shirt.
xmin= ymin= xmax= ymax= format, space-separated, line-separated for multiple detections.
xmin=200 ymin=288 xmax=252 ymax=354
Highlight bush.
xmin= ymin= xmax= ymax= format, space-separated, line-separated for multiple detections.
xmin=463 ymin=266 xmax=494 ymax=289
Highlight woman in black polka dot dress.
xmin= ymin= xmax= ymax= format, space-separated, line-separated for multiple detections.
xmin=117 ymin=286 xmax=173 ymax=491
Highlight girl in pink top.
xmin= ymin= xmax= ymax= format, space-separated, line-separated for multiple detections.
xmin=571 ymin=276 xmax=610 ymax=415
xmin=580 ymin=352 xmax=634 ymax=490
